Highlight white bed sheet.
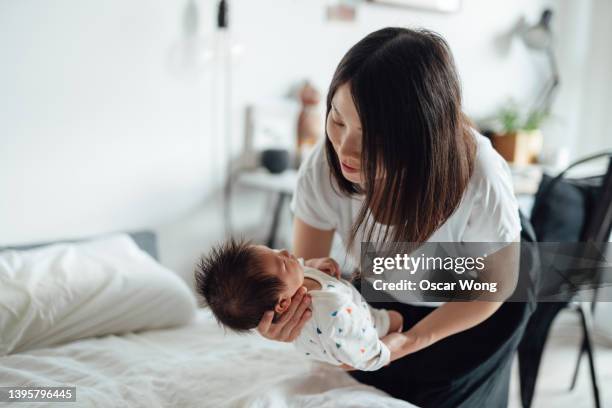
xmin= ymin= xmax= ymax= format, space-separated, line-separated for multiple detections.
xmin=0 ymin=309 xmax=416 ymax=408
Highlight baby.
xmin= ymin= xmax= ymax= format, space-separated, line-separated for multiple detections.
xmin=194 ymin=239 xmax=403 ymax=371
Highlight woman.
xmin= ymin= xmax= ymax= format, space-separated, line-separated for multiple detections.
xmin=258 ymin=27 xmax=530 ymax=407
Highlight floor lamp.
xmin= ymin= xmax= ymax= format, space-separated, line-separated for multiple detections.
xmin=521 ymin=9 xmax=560 ymax=117
xmin=215 ymin=0 xmax=234 ymax=237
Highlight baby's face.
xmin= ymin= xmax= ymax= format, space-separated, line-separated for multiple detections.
xmin=252 ymin=245 xmax=304 ymax=297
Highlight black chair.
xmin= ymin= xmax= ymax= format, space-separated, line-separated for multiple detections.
xmin=518 ymin=151 xmax=612 ymax=408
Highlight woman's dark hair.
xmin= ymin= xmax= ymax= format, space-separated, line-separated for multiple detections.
xmin=194 ymin=239 xmax=285 ymax=332
xmin=325 ymin=27 xmax=476 ymax=245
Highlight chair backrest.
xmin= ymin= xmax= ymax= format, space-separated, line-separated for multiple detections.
xmin=530 ymin=152 xmax=612 ymax=301
xmin=531 ymin=151 xmax=612 ymax=242
xmin=580 ymin=157 xmax=612 ymax=242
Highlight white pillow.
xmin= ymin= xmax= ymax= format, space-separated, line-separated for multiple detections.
xmin=0 ymin=234 xmax=196 ymax=355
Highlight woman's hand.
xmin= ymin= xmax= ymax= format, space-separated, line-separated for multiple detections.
xmin=256 ymin=286 xmax=312 ymax=342
xmin=340 ymin=330 xmax=431 ymax=371
xmin=305 ymin=257 xmax=341 ymax=279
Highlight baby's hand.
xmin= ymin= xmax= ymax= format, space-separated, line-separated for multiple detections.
xmin=305 ymin=257 xmax=341 ymax=279
xmin=387 ymin=310 xmax=404 ymax=333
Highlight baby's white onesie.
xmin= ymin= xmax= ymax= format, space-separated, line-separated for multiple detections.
xmin=293 ymin=267 xmax=391 ymax=371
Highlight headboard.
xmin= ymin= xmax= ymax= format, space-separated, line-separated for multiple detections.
xmin=0 ymin=230 xmax=159 ymax=261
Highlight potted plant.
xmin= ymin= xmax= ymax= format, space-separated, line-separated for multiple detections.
xmin=490 ymin=102 xmax=546 ymax=166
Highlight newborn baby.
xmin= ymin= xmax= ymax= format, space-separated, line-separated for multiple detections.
xmin=195 ymin=239 xmax=403 ymax=371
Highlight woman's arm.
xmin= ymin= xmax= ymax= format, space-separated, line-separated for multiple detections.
xmin=292 ymin=217 xmax=335 ymax=259
xmin=387 ymin=236 xmax=521 ymax=360
xmin=256 ymin=217 xmax=335 ymax=341
xmin=388 ymin=301 xmax=503 ymax=357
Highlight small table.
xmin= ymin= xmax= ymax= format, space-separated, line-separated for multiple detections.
xmin=509 ymin=164 xmax=543 ymax=196
xmin=236 ymin=169 xmax=298 ymax=247
xmin=237 ymin=165 xmax=545 ymax=246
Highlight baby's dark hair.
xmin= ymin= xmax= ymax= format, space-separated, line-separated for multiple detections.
xmin=194 ymin=239 xmax=286 ymax=332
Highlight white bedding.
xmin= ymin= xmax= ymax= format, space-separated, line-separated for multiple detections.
xmin=0 ymin=309 xmax=416 ymax=408
xmin=0 ymin=235 xmax=195 ymax=356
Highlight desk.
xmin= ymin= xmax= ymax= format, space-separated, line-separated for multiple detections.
xmin=237 ymin=166 xmax=544 ymax=246
xmin=509 ymin=164 xmax=543 ymax=196
xmin=509 ymin=164 xmax=544 ymax=217
xmin=237 ymin=169 xmax=298 ymax=195
xmin=236 ymin=169 xmax=298 ymax=247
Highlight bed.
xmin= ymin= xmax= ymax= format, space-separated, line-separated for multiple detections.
xmin=0 ymin=232 xmax=415 ymax=407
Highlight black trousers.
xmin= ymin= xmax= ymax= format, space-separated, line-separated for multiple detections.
xmin=350 ymin=299 xmax=532 ymax=408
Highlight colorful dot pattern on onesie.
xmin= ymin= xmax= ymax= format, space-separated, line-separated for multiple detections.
xmin=298 ymin=272 xmax=389 ymax=371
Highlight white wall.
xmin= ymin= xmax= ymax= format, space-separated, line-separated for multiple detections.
xmin=0 ymin=0 xmax=220 ymax=246
xmin=548 ymin=0 xmax=612 ymax=159
xmin=569 ymin=0 xmax=612 ymax=157
xmin=1 ymin=0 xmax=584 ymax=272
xmin=229 ymin=0 xmax=549 ymax=119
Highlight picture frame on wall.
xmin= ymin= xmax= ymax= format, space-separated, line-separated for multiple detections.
xmin=367 ymin=0 xmax=461 ymax=13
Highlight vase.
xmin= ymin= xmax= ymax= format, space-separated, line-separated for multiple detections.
xmin=261 ymin=149 xmax=290 ymax=174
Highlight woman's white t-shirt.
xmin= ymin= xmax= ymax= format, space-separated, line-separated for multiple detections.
xmin=290 ymin=131 xmax=522 ymax=276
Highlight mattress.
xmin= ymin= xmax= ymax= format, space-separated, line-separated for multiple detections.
xmin=0 ymin=309 xmax=416 ymax=408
